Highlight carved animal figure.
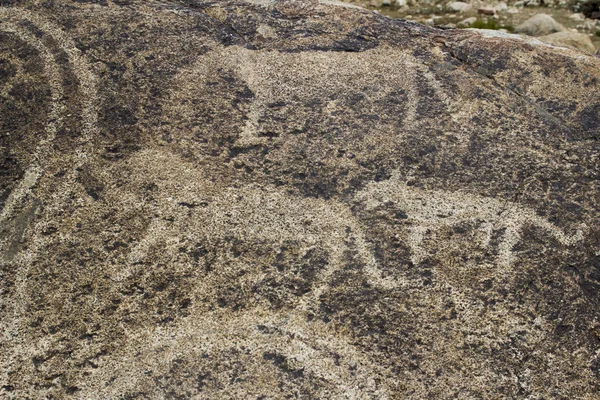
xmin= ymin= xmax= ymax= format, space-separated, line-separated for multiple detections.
xmin=355 ymin=170 xmax=586 ymax=268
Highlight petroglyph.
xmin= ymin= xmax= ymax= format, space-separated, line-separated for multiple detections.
xmin=78 ymin=309 xmax=391 ymax=399
xmin=0 ymin=7 xmax=99 ymax=226
xmin=170 ymin=45 xmax=454 ymax=150
xmin=120 ymin=150 xmax=398 ymax=312
xmin=229 ymin=47 xmax=430 ymax=146
xmin=0 ymin=9 xmax=100 ymax=378
xmin=355 ymin=170 xmax=586 ymax=269
xmin=0 ymin=18 xmax=65 ymax=222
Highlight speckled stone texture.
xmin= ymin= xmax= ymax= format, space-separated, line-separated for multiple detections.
xmin=0 ymin=0 xmax=599 ymax=398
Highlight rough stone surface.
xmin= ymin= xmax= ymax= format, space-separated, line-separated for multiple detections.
xmin=477 ymin=6 xmax=496 ymax=15
xmin=515 ymin=13 xmax=567 ymax=36
xmin=458 ymin=16 xmax=478 ymax=27
xmin=540 ymin=31 xmax=597 ymax=54
xmin=447 ymin=1 xmax=472 ymax=12
xmin=1 ymin=0 xmax=600 ymax=398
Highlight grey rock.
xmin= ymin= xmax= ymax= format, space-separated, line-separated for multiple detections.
xmin=458 ymin=16 xmax=478 ymax=26
xmin=569 ymin=12 xmax=586 ymax=21
xmin=515 ymin=13 xmax=567 ymax=36
xmin=447 ymin=1 xmax=473 ymax=12
xmin=540 ymin=31 xmax=597 ymax=53
xmin=0 ymin=1 xmax=599 ymax=399
xmin=495 ymin=2 xmax=508 ymax=12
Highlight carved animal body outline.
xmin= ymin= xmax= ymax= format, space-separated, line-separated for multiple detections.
xmin=121 ymin=159 xmax=400 ymax=311
xmin=77 ymin=309 xmax=392 ymax=399
xmin=355 ymin=170 xmax=586 ymax=268
xmin=107 ymin=174 xmax=399 ymax=396
xmin=135 ymin=45 xmax=460 ymax=305
xmin=172 ymin=44 xmax=455 ymax=151
xmin=0 ymin=14 xmax=65 ymax=222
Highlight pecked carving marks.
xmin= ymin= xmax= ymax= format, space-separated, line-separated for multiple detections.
xmin=113 ymin=149 xmax=588 ymax=315
xmin=0 ymin=8 xmax=99 ymax=225
xmin=164 ymin=45 xmax=455 ymax=149
xmin=0 ymin=17 xmax=65 ymax=223
xmin=0 ymin=10 xmax=100 ymax=390
xmin=78 ymin=310 xmax=392 ymax=399
xmin=355 ymin=171 xmax=586 ymax=270
xmin=161 ymin=45 xmax=458 ymax=198
xmin=117 ymin=150 xmax=398 ymax=313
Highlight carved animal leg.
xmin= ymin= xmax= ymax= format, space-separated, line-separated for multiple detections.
xmin=497 ymin=219 xmax=522 ymax=270
xmin=407 ymin=225 xmax=429 ymax=266
xmin=298 ymin=244 xmax=345 ymax=312
xmin=480 ymin=221 xmax=495 ymax=248
xmin=529 ymin=215 xmax=587 ymax=247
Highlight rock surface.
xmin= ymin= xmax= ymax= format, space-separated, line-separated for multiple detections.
xmin=447 ymin=1 xmax=472 ymax=12
xmin=1 ymin=0 xmax=600 ymax=398
xmin=458 ymin=16 xmax=478 ymax=26
xmin=515 ymin=13 xmax=567 ymax=36
xmin=540 ymin=30 xmax=597 ymax=53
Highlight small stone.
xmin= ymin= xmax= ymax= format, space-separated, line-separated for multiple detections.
xmin=458 ymin=16 xmax=478 ymax=27
xmin=515 ymin=14 xmax=567 ymax=36
xmin=495 ymin=2 xmax=508 ymax=12
xmin=396 ymin=0 xmax=407 ymax=7
xmin=447 ymin=1 xmax=472 ymax=12
xmin=569 ymin=13 xmax=586 ymax=22
xmin=478 ymin=6 xmax=496 ymax=15
xmin=507 ymin=6 xmax=520 ymax=13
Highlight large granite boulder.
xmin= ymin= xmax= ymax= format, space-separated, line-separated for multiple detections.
xmin=1 ymin=0 xmax=599 ymax=398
